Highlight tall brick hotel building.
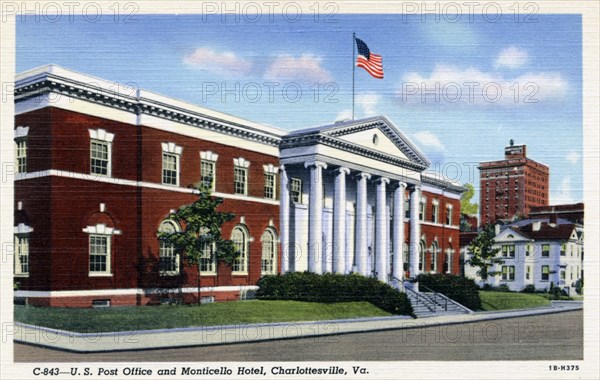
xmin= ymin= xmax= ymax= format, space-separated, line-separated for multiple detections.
xmin=13 ymin=66 xmax=464 ymax=307
xmin=478 ymin=140 xmax=549 ymax=226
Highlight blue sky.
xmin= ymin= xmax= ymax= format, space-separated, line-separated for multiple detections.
xmin=17 ymin=13 xmax=583 ymax=208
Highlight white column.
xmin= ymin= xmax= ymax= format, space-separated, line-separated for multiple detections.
xmin=305 ymin=161 xmax=327 ymax=274
xmin=355 ymin=172 xmax=371 ymax=276
xmin=392 ymin=182 xmax=407 ymax=286
xmin=409 ymin=186 xmax=421 ymax=283
xmin=375 ymin=177 xmax=389 ymax=282
xmin=279 ymin=165 xmax=290 ymax=273
xmin=333 ymin=167 xmax=350 ymax=274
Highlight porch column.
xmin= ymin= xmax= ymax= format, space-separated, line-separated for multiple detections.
xmin=279 ymin=165 xmax=290 ymax=273
xmin=355 ymin=172 xmax=371 ymax=276
xmin=392 ymin=181 xmax=407 ymax=286
xmin=375 ymin=177 xmax=389 ymax=282
xmin=333 ymin=167 xmax=350 ymax=274
xmin=305 ymin=161 xmax=327 ymax=274
xmin=409 ymin=185 xmax=421 ymax=285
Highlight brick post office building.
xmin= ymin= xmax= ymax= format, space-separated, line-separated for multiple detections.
xmin=13 ymin=66 xmax=463 ymax=307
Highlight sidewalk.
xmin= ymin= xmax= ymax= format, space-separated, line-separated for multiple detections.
xmin=13 ymin=302 xmax=582 ymax=353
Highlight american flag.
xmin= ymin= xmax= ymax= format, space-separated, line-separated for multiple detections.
xmin=355 ymin=37 xmax=383 ymax=79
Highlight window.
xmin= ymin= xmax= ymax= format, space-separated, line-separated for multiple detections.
xmin=161 ymin=142 xmax=182 ymax=186
xmin=560 ymin=270 xmax=565 ymax=280
xmin=541 ymin=244 xmax=550 ymax=257
xmin=419 ymin=241 xmax=425 ymax=271
xmin=541 ymin=265 xmax=550 ymax=281
xmin=162 ymin=153 xmax=179 ymax=185
xmin=526 ymin=244 xmax=533 ymax=256
xmin=291 ymin=177 xmax=302 ymax=203
xmin=264 ymin=173 xmax=276 ymax=199
xmin=432 ymin=203 xmax=439 ymax=223
xmin=89 ymin=235 xmax=110 ymax=274
xmin=201 ymin=160 xmax=216 ymax=190
xmin=501 ymin=265 xmax=515 ymax=281
xmin=444 ymin=247 xmax=453 ymax=273
xmin=446 ymin=205 xmax=453 ymax=225
xmin=404 ymin=196 xmax=410 ymax=218
xmin=419 ymin=200 xmax=426 ymax=221
xmin=560 ymin=243 xmax=566 ymax=256
xmin=233 ymin=157 xmax=250 ymax=195
xmin=14 ymin=235 xmax=29 ymax=276
xmin=89 ymin=129 xmax=114 ymax=177
xmin=16 ymin=140 xmax=27 ymax=173
xmin=199 ymin=241 xmax=216 ymax=274
xmin=403 ymin=242 xmax=409 ymax=272
xmin=158 ymin=220 xmax=180 ymax=275
xmin=91 ymin=140 xmax=110 ymax=176
xmin=430 ymin=242 xmax=438 ymax=272
xmin=526 ymin=265 xmax=532 ymax=280
xmin=501 ymin=244 xmax=515 ymax=258
xmin=261 ymin=229 xmax=278 ymax=275
xmin=232 ymin=226 xmax=249 ymax=274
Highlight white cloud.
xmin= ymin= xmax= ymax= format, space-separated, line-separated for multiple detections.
xmin=566 ymin=151 xmax=581 ymax=164
xmin=183 ymin=47 xmax=252 ymax=76
xmin=264 ymin=54 xmax=332 ymax=83
xmin=495 ymin=46 xmax=529 ymax=69
xmin=335 ymin=109 xmax=353 ymax=122
xmin=356 ymin=93 xmax=381 ymax=117
xmin=412 ymin=131 xmax=445 ymax=151
xmin=551 ymin=176 xmax=576 ymax=205
xmin=398 ymin=64 xmax=568 ymax=106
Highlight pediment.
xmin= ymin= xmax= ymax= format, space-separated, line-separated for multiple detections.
xmin=495 ymin=228 xmax=529 ymax=242
xmin=322 ymin=116 xmax=430 ymax=168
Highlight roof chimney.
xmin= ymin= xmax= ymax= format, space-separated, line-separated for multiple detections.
xmin=532 ymin=221 xmax=541 ymax=231
xmin=510 ymin=139 xmax=514 ymax=146
xmin=549 ymin=213 xmax=558 ymax=226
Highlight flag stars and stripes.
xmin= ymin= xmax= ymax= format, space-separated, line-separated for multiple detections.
xmin=355 ymin=37 xmax=384 ymax=79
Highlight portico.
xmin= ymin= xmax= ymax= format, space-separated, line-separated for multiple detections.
xmin=278 ymin=116 xmax=431 ymax=288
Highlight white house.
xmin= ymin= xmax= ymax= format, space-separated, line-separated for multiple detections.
xmin=464 ymin=219 xmax=583 ymax=294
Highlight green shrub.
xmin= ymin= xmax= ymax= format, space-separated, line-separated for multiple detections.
xmin=575 ymin=278 xmax=584 ymax=295
xmin=496 ymin=284 xmax=511 ymax=293
xmin=522 ymin=284 xmax=536 ymax=293
xmin=416 ymin=273 xmax=481 ymax=310
xmin=256 ymin=272 xmax=413 ymax=316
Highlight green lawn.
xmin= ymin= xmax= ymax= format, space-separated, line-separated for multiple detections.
xmin=479 ymin=291 xmax=551 ymax=311
xmin=14 ymin=300 xmax=390 ymax=333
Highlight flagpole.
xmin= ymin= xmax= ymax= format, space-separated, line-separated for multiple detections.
xmin=352 ymin=32 xmax=355 ymax=121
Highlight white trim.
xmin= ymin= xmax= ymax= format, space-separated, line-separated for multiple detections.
xmin=82 ymin=223 xmax=122 ymax=235
xmin=14 ymin=126 xmax=29 ymax=139
xmin=88 ymin=128 xmax=115 ymax=143
xmin=161 ymin=142 xmax=183 ymax=155
xmin=200 ymin=150 xmax=219 ymax=161
xmin=15 ymin=169 xmax=280 ymax=206
xmin=14 ymin=223 xmax=34 ymax=234
xmin=15 ymin=285 xmax=260 ymax=298
xmin=262 ymin=163 xmax=279 ymax=174
xmin=419 ymin=221 xmax=460 ymax=230
xmin=421 ymin=184 xmax=462 ymax=200
xmin=234 ymin=157 xmax=251 ymax=168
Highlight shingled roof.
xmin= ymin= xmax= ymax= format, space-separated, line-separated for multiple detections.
xmin=511 ymin=223 xmax=577 ymax=241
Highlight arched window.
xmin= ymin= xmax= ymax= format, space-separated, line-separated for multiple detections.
xmin=232 ymin=225 xmax=249 ymax=274
xmin=430 ymin=242 xmax=438 ymax=272
xmin=419 ymin=241 xmax=426 ymax=271
xmin=158 ymin=220 xmax=180 ymax=275
xmin=199 ymin=227 xmax=216 ymax=275
xmin=261 ymin=228 xmax=278 ymax=275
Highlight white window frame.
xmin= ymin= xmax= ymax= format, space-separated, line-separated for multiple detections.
xmin=15 ymin=139 xmax=27 ymax=174
xmin=233 ymin=157 xmax=250 ymax=196
xmin=290 ymin=177 xmax=303 ymax=203
xmin=446 ymin=204 xmax=453 ymax=225
xmin=525 ymin=265 xmax=532 ymax=280
xmin=161 ymin=142 xmax=183 ymax=186
xmin=83 ymin=223 xmax=121 ymax=277
xmin=419 ymin=197 xmax=426 ymax=221
xmin=541 ymin=244 xmax=550 ymax=257
xmin=158 ymin=220 xmax=181 ymax=276
xmin=502 ymin=244 xmax=515 ymax=258
xmin=445 ymin=247 xmax=453 ymax=273
xmin=541 ymin=265 xmax=550 ymax=281
xmin=430 ymin=242 xmax=438 ymax=272
xmin=501 ymin=265 xmax=515 ymax=281
xmin=89 ymin=234 xmax=111 ymax=276
xmin=263 ymin=164 xmax=279 ymax=200
xmin=200 ymin=151 xmax=219 ymax=191
xmin=14 ymin=234 xmax=30 ymax=277
xmin=199 ymin=242 xmax=217 ymax=275
xmin=89 ymin=129 xmax=114 ymax=177
xmin=261 ymin=228 xmax=278 ymax=275
xmin=232 ymin=225 xmax=250 ymax=275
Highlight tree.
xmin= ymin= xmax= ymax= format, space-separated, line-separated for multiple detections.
xmin=460 ymin=183 xmax=478 ymax=215
xmin=157 ymin=183 xmax=237 ymax=304
xmin=466 ymin=224 xmax=503 ymax=281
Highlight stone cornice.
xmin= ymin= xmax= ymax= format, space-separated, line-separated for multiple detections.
xmin=15 ymin=74 xmax=282 ymax=147
xmin=421 ymin=174 xmax=465 ymax=194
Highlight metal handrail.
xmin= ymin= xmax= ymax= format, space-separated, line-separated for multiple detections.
xmin=401 ymin=280 xmax=436 ymax=313
xmin=419 ymin=284 xmax=447 ymax=311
